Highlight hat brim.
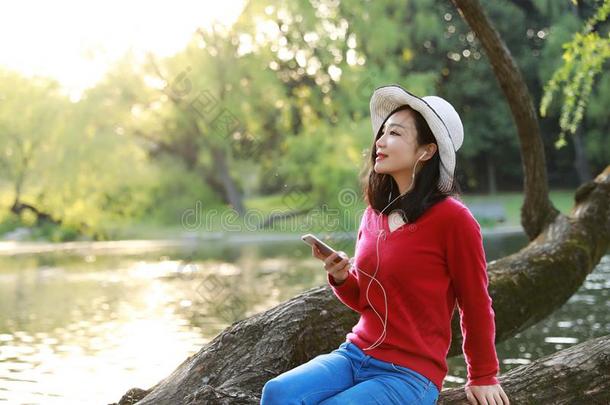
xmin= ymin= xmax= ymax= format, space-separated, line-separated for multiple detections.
xmin=369 ymin=84 xmax=456 ymax=192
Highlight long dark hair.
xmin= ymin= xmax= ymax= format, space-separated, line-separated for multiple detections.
xmin=363 ymin=104 xmax=462 ymax=223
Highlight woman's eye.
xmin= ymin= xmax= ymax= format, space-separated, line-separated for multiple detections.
xmin=390 ymin=131 xmax=399 ymax=136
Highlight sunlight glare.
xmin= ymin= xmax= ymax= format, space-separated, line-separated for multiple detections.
xmin=0 ymin=0 xmax=246 ymax=101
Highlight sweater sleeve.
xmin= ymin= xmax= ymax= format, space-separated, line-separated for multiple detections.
xmin=326 ymin=210 xmax=366 ymax=313
xmin=327 ymin=266 xmax=360 ymax=312
xmin=446 ymin=207 xmax=500 ymax=387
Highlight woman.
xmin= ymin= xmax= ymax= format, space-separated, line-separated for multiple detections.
xmin=261 ymin=84 xmax=510 ymax=405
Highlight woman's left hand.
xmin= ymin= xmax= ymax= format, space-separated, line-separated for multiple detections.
xmin=465 ymin=384 xmax=510 ymax=405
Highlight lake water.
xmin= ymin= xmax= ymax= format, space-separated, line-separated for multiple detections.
xmin=0 ymin=233 xmax=608 ymax=404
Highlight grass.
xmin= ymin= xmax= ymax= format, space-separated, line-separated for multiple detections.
xmin=460 ymin=189 xmax=575 ymax=227
xmin=93 ymin=189 xmax=581 ymax=239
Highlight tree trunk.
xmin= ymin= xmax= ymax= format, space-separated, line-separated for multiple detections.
xmin=112 ymin=166 xmax=610 ymax=405
xmin=486 ymin=154 xmax=497 ymax=194
xmin=114 ymin=334 xmax=610 ymax=405
xmin=438 ymin=333 xmax=610 ymax=405
xmin=572 ymin=125 xmax=592 ymax=184
xmin=211 ymin=146 xmax=246 ymax=216
xmin=451 ymin=0 xmax=559 ymax=241
xmin=114 ymin=330 xmax=610 ymax=405
xmin=144 ymin=55 xmax=246 ymax=216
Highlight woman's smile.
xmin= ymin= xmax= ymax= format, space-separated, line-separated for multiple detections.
xmin=376 ymin=153 xmax=388 ymax=161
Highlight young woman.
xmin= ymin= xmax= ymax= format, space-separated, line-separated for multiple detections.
xmin=261 ymin=84 xmax=510 ymax=405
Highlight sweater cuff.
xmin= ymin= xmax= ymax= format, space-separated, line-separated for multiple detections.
xmin=466 ymin=375 xmax=499 ymax=387
xmin=327 ymin=271 xmax=356 ymax=289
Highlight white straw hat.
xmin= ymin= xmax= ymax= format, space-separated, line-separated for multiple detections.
xmin=369 ymin=84 xmax=464 ymax=192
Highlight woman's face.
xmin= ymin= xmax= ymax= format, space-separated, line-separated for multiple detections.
xmin=374 ymin=109 xmax=425 ymax=176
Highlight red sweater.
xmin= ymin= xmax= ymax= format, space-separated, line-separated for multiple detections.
xmin=327 ymin=196 xmax=499 ymax=392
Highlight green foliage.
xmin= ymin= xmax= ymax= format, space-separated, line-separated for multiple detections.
xmin=0 ymin=65 xmax=160 ymax=239
xmin=140 ymin=157 xmax=221 ymax=225
xmin=278 ymin=117 xmax=365 ymax=207
xmin=30 ymin=221 xmax=81 ymax=242
xmin=540 ymin=0 xmax=610 ymax=147
xmin=1 ymin=0 xmax=609 ymax=242
xmin=0 ymin=214 xmax=21 ymax=235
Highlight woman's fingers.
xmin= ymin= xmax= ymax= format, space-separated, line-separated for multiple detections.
xmin=311 ymin=245 xmax=324 ymax=260
xmin=465 ymin=390 xmax=477 ymax=405
xmin=322 ymin=251 xmax=348 ymax=274
xmin=311 ymin=247 xmax=350 ymax=274
xmin=499 ymin=387 xmax=510 ymax=404
xmin=325 ymin=251 xmax=347 ymax=267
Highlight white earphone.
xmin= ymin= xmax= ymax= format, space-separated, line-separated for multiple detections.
xmin=351 ymin=150 xmax=429 ymax=351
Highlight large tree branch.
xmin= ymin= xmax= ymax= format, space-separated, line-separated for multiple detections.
xmin=451 ymin=0 xmax=560 ymax=241
xmin=113 ymin=166 xmax=610 ymax=404
xmin=116 ymin=333 xmax=610 ymax=404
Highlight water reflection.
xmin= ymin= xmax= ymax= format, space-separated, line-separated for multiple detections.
xmin=0 ymin=235 xmax=608 ymax=403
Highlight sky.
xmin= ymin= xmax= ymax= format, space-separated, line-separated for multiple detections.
xmin=0 ymin=0 xmax=246 ymax=101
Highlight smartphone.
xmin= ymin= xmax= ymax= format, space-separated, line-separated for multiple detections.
xmin=301 ymin=234 xmax=343 ymax=264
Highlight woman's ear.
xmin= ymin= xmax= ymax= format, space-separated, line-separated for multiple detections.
xmin=422 ymin=144 xmax=437 ymax=161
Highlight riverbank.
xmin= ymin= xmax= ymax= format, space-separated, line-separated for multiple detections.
xmin=0 ymin=224 xmax=525 ymax=256
xmin=0 ymin=189 xmax=575 ymax=246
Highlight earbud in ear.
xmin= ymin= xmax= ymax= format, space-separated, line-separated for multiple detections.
xmin=420 ymin=153 xmax=426 ymax=159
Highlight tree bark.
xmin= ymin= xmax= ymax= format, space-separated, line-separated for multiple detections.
xmin=438 ymin=333 xmax=610 ymax=405
xmin=451 ymin=0 xmax=560 ymax=241
xmin=112 ymin=166 xmax=610 ymax=404
xmin=572 ymin=125 xmax=593 ymax=184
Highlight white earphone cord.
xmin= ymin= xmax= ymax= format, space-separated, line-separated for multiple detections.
xmin=351 ymin=152 xmax=426 ymax=351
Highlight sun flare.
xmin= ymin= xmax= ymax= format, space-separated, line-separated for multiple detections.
xmin=0 ymin=0 xmax=246 ymax=100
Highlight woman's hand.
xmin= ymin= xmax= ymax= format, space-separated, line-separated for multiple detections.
xmin=465 ymin=384 xmax=510 ymax=405
xmin=311 ymin=245 xmax=351 ymax=284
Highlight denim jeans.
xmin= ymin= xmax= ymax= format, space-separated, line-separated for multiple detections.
xmin=260 ymin=341 xmax=439 ymax=405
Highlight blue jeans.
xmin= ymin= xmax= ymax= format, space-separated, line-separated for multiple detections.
xmin=260 ymin=341 xmax=439 ymax=404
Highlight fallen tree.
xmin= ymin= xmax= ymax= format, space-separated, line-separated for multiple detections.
xmin=111 ymin=167 xmax=609 ymax=405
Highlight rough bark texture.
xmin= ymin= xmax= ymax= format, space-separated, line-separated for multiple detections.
xmin=451 ymin=0 xmax=559 ymax=241
xmin=438 ymin=333 xmax=610 ymax=405
xmin=111 ymin=166 xmax=610 ymax=405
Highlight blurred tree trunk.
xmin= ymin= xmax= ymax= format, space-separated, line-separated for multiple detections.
xmin=573 ymin=124 xmax=593 ymax=184
xmin=141 ymin=55 xmax=247 ymax=216
xmin=486 ymin=155 xmax=498 ymax=194
xmin=450 ymin=0 xmax=560 ymax=241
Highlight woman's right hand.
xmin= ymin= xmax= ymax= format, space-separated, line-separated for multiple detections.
xmin=311 ymin=245 xmax=351 ymax=284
